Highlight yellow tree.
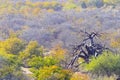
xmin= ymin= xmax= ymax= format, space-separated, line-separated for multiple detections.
xmin=50 ymin=45 xmax=66 ymax=61
xmin=1 ymin=37 xmax=25 ymax=54
xmin=19 ymin=41 xmax=44 ymax=60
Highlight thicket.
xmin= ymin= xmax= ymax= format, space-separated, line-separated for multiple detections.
xmin=0 ymin=34 xmax=120 ymax=80
xmin=84 ymin=51 xmax=120 ymax=76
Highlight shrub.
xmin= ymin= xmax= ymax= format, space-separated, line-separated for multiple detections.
xmin=63 ymin=2 xmax=77 ymax=10
xmin=18 ymin=41 xmax=44 ymax=67
xmin=23 ymin=41 xmax=43 ymax=57
xmin=90 ymin=75 xmax=117 ymax=80
xmin=70 ymin=72 xmax=90 ymax=80
xmin=27 ymin=56 xmax=57 ymax=69
xmin=50 ymin=45 xmax=66 ymax=61
xmin=34 ymin=65 xmax=72 ymax=80
xmin=1 ymin=37 xmax=25 ymax=54
xmin=84 ymin=51 xmax=120 ymax=76
xmin=0 ymin=56 xmax=24 ymax=80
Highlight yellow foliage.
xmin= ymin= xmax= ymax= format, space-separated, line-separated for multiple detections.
xmin=51 ymin=45 xmax=66 ymax=60
xmin=1 ymin=37 xmax=24 ymax=54
xmin=51 ymin=1 xmax=58 ymax=6
xmin=70 ymin=72 xmax=90 ymax=80
xmin=37 ymin=65 xmax=72 ymax=80
xmin=0 ymin=40 xmax=15 ymax=59
xmin=47 ymin=9 xmax=54 ymax=13
xmin=32 ymin=8 xmax=41 ymax=15
xmin=0 ymin=49 xmax=15 ymax=59
xmin=32 ymin=2 xmax=42 ymax=7
xmin=78 ymin=58 xmax=85 ymax=63
xmin=19 ymin=41 xmax=44 ymax=61
xmin=43 ymin=2 xmax=51 ymax=8
xmin=19 ymin=51 xmax=30 ymax=60
xmin=20 ymin=6 xmax=32 ymax=16
xmin=9 ymin=30 xmax=19 ymax=38
xmin=75 ymin=7 xmax=81 ymax=12
xmin=26 ymin=1 xmax=33 ymax=6
xmin=38 ymin=65 xmax=60 ymax=80
xmin=58 ymin=69 xmax=73 ymax=79
xmin=110 ymin=38 xmax=120 ymax=48
xmin=103 ymin=0 xmax=116 ymax=4
xmin=26 ymin=41 xmax=38 ymax=51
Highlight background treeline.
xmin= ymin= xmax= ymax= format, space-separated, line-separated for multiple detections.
xmin=0 ymin=0 xmax=120 ymax=49
xmin=0 ymin=0 xmax=120 ymax=15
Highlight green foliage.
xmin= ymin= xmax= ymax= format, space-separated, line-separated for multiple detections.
xmin=0 ymin=49 xmax=15 ymax=59
xmin=63 ymin=2 xmax=77 ymax=10
xmin=24 ymin=41 xmax=43 ymax=56
xmin=19 ymin=41 xmax=43 ymax=61
xmin=34 ymin=65 xmax=72 ymax=80
xmin=27 ymin=56 xmax=43 ymax=69
xmin=1 ymin=37 xmax=25 ymax=54
xmin=0 ymin=56 xmax=24 ymax=80
xmin=27 ymin=56 xmax=57 ymax=69
xmin=26 ymin=45 xmax=71 ymax=80
xmin=50 ymin=45 xmax=66 ymax=61
xmin=43 ymin=56 xmax=58 ymax=67
xmin=84 ymin=51 xmax=120 ymax=76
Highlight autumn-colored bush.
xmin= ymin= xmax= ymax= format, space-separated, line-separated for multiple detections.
xmin=110 ymin=38 xmax=120 ymax=48
xmin=34 ymin=65 xmax=72 ymax=80
xmin=23 ymin=41 xmax=43 ymax=57
xmin=0 ymin=37 xmax=25 ymax=54
xmin=50 ymin=45 xmax=67 ymax=61
xmin=27 ymin=56 xmax=57 ymax=69
xmin=63 ymin=2 xmax=77 ymax=10
xmin=70 ymin=72 xmax=90 ymax=80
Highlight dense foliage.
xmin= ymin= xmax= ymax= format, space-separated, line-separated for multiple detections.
xmin=85 ymin=51 xmax=120 ymax=76
xmin=0 ymin=0 xmax=120 ymax=80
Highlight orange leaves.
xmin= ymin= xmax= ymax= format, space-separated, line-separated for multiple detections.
xmin=70 ymin=72 xmax=90 ymax=80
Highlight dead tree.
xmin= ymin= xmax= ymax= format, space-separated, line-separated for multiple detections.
xmin=67 ymin=31 xmax=110 ymax=69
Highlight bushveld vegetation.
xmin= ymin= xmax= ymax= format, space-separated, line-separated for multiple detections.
xmin=0 ymin=0 xmax=120 ymax=80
